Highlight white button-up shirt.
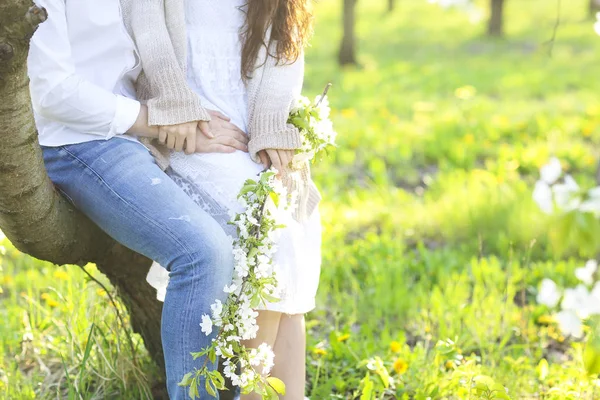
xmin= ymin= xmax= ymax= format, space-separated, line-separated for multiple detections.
xmin=28 ymin=0 xmax=142 ymax=147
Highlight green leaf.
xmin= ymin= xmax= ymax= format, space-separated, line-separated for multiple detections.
xmin=265 ymin=384 xmax=279 ymax=400
xmin=537 ymin=358 xmax=549 ymax=381
xmin=269 ymin=191 xmax=279 ymax=207
xmin=178 ymin=372 xmax=193 ymax=387
xmin=188 ymin=377 xmax=200 ymax=399
xmin=267 ymin=377 xmax=286 ymax=395
xmin=360 ymin=373 xmax=374 ymax=400
xmin=205 ymin=378 xmax=217 ymax=398
xmin=209 ymin=348 xmax=216 ymax=364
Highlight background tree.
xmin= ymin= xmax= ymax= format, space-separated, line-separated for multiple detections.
xmin=487 ymin=0 xmax=506 ymax=36
xmin=338 ymin=0 xmax=358 ymax=65
xmin=591 ymin=0 xmax=600 ymax=17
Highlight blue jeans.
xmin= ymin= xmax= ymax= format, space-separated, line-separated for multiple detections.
xmin=42 ymin=138 xmax=233 ymax=399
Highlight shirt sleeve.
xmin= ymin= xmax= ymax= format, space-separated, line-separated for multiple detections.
xmin=27 ymin=0 xmax=141 ymax=138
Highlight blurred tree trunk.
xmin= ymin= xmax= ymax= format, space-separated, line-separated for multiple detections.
xmin=388 ymin=0 xmax=395 ymax=13
xmin=338 ymin=0 xmax=358 ymax=65
xmin=591 ymin=0 xmax=600 ymax=17
xmin=487 ymin=0 xmax=505 ymax=37
xmin=0 ymin=1 xmax=170 ymax=397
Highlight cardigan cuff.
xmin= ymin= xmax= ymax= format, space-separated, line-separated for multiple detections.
xmin=147 ymin=94 xmax=211 ymax=126
xmin=248 ymin=124 xmax=302 ymax=163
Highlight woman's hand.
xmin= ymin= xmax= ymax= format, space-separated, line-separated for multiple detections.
xmin=259 ymin=149 xmax=294 ymax=173
xmin=158 ymin=121 xmax=206 ymax=155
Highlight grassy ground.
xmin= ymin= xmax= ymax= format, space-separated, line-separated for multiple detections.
xmin=2 ymin=0 xmax=600 ymax=398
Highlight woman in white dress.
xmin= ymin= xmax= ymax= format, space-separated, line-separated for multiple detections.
xmin=126 ymin=0 xmax=320 ymax=397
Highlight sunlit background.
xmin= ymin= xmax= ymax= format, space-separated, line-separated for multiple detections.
xmin=3 ymin=0 xmax=600 ymax=398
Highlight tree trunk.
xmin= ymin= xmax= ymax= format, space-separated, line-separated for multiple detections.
xmin=0 ymin=1 xmax=167 ymax=397
xmin=388 ymin=0 xmax=395 ymax=13
xmin=487 ymin=0 xmax=505 ymax=37
xmin=591 ymin=0 xmax=600 ymax=17
xmin=338 ymin=0 xmax=358 ymax=66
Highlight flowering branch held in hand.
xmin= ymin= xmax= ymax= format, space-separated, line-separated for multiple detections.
xmin=180 ymin=84 xmax=336 ymax=399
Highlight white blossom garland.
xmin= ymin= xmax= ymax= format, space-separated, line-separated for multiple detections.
xmin=179 ymin=85 xmax=336 ymax=399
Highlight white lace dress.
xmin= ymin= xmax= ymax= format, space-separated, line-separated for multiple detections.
xmin=146 ymin=0 xmax=321 ymax=314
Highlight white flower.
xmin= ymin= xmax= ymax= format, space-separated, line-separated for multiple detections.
xmin=224 ymin=283 xmax=238 ymax=294
xmin=537 ymin=278 xmax=561 ymax=308
xmin=200 ymin=314 xmax=213 ymax=336
xmin=533 ymin=180 xmax=553 ymax=214
xmin=540 ymin=157 xmax=562 ymax=185
xmin=561 ymin=284 xmax=600 ymax=318
xmin=211 ymin=299 xmax=223 ymax=320
xmin=595 ymin=12 xmax=600 ymax=36
xmin=556 ymin=310 xmax=583 ymax=338
xmin=575 ymin=260 xmax=598 ymax=286
xmin=552 ymin=175 xmax=581 ymax=211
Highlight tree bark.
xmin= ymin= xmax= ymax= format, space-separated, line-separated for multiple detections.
xmin=591 ymin=0 xmax=600 ymax=17
xmin=388 ymin=0 xmax=395 ymax=13
xmin=487 ymin=0 xmax=505 ymax=37
xmin=338 ymin=0 xmax=358 ymax=66
xmin=0 ymin=1 xmax=166 ymax=397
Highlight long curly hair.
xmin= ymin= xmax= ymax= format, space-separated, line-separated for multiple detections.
xmin=241 ymin=0 xmax=313 ymax=80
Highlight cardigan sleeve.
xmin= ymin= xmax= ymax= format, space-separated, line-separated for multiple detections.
xmin=247 ymin=45 xmax=305 ymax=161
xmin=128 ymin=0 xmax=210 ymax=126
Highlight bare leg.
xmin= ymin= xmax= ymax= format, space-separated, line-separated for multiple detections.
xmin=271 ymin=314 xmax=306 ymax=400
xmin=241 ymin=310 xmax=282 ymax=400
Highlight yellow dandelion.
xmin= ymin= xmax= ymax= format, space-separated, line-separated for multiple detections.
xmin=340 ymin=108 xmax=357 ymax=118
xmin=2 ymin=275 xmax=13 ymax=286
xmin=582 ymin=122 xmax=595 ymax=137
xmin=40 ymin=292 xmax=51 ymax=300
xmin=46 ymin=299 xmax=59 ymax=308
xmin=96 ymin=288 xmax=107 ymax=297
xmin=53 ymin=269 xmax=69 ymax=281
xmin=537 ymin=315 xmax=555 ymax=325
xmin=445 ymin=360 xmax=455 ymax=370
xmin=393 ymin=358 xmax=408 ymax=375
xmin=585 ymin=154 xmax=596 ymax=166
xmin=337 ymin=333 xmax=350 ymax=343
xmin=462 ymin=133 xmax=475 ymax=144
xmin=390 ymin=341 xmax=402 ymax=353
xmin=313 ymin=348 xmax=327 ymax=356
xmin=454 ymin=85 xmax=476 ymax=100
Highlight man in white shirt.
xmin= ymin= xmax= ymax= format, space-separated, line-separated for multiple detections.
xmin=28 ymin=0 xmax=245 ymax=398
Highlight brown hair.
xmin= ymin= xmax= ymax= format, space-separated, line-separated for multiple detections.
xmin=241 ymin=0 xmax=313 ymax=80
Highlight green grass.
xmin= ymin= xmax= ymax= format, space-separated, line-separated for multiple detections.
xmin=3 ymin=0 xmax=600 ymax=398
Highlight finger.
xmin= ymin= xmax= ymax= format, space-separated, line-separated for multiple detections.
xmin=279 ymin=150 xmax=292 ymax=169
xmin=220 ymin=121 xmax=246 ymax=136
xmin=174 ymin=134 xmax=185 ymax=152
xmin=258 ymin=151 xmax=270 ymax=169
xmin=223 ymin=128 xmax=249 ymax=145
xmin=185 ymin=129 xmax=196 ymax=155
xmin=207 ymin=144 xmax=237 ymax=154
xmin=218 ymin=136 xmax=248 ymax=152
xmin=211 ymin=110 xmax=231 ymax=122
xmin=266 ymin=149 xmax=282 ymax=173
xmin=158 ymin=128 xmax=167 ymax=145
xmin=198 ymin=121 xmax=214 ymax=138
xmin=166 ymin=134 xmax=176 ymax=150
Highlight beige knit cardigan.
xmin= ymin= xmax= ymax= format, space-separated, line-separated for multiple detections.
xmin=120 ymin=0 xmax=320 ymax=221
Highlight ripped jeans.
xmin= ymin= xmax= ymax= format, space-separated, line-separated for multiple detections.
xmin=42 ymin=137 xmax=233 ymax=399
